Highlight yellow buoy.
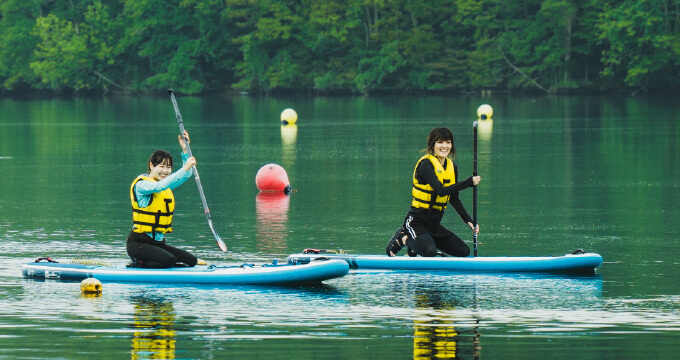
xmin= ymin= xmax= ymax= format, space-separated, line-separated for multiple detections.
xmin=281 ymin=108 xmax=298 ymax=125
xmin=477 ymin=104 xmax=493 ymax=120
xmin=80 ymin=277 xmax=102 ymax=295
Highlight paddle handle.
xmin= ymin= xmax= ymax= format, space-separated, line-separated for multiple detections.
xmin=473 ymin=121 xmax=478 ymax=257
xmin=168 ymin=89 xmax=227 ymax=252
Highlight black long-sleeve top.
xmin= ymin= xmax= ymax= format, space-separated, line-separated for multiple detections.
xmin=409 ymin=158 xmax=475 ymax=226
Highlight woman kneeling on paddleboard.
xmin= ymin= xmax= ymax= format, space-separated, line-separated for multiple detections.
xmin=386 ymin=127 xmax=481 ymax=257
xmin=127 ymin=131 xmax=206 ymax=268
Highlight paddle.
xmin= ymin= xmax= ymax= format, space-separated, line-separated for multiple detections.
xmin=168 ymin=89 xmax=227 ymax=252
xmin=472 ymin=121 xmax=479 ymax=257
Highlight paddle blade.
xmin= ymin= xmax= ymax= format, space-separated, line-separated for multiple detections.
xmin=208 ymin=220 xmax=227 ymax=252
xmin=208 ymin=217 xmax=227 ymax=252
xmin=216 ymin=237 xmax=227 ymax=252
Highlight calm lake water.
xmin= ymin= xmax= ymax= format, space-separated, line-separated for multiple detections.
xmin=0 ymin=94 xmax=679 ymax=359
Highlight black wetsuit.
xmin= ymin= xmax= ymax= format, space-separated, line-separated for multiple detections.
xmin=402 ymin=160 xmax=475 ymax=257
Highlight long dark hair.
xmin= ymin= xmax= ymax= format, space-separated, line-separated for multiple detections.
xmin=148 ymin=150 xmax=173 ymax=172
xmin=425 ymin=127 xmax=456 ymax=159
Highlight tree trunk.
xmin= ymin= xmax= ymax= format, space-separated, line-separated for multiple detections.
xmin=498 ymin=43 xmax=549 ymax=93
xmin=564 ymin=15 xmax=572 ymax=83
xmin=94 ymin=71 xmax=127 ymax=91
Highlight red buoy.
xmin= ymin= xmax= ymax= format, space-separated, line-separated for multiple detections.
xmin=256 ymin=163 xmax=291 ymax=193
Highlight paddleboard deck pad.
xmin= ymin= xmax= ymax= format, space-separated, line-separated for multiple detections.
xmin=22 ymin=258 xmax=349 ymax=285
xmin=287 ymin=249 xmax=603 ymax=274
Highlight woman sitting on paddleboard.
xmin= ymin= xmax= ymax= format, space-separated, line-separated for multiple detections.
xmin=127 ymin=131 xmax=206 ymax=268
xmin=386 ymin=127 xmax=481 ymax=257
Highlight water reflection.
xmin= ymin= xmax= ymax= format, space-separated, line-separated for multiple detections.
xmin=281 ymin=124 xmax=297 ymax=168
xmin=130 ymin=295 xmax=177 ymax=360
xmin=255 ymin=192 xmax=291 ymax=253
xmin=477 ymin=118 xmax=493 ymax=142
xmin=412 ymin=290 xmax=481 ymax=359
xmin=476 ymin=118 xmax=493 ymax=191
xmin=2 ymin=94 xmax=679 ymax=359
xmin=373 ymin=272 xmax=603 ymax=358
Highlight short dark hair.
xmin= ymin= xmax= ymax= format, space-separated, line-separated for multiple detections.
xmin=426 ymin=127 xmax=456 ymax=159
xmin=148 ymin=150 xmax=173 ymax=172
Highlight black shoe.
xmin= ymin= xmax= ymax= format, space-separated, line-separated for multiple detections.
xmin=126 ymin=258 xmax=143 ymax=268
xmin=386 ymin=227 xmax=405 ymax=256
xmin=407 ymin=247 xmax=417 ymax=257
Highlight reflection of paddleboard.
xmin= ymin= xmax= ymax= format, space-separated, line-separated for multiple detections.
xmin=22 ymin=258 xmax=348 ymax=285
xmin=287 ymin=250 xmax=603 ymax=274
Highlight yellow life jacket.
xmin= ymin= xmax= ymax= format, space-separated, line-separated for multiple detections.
xmin=411 ymin=154 xmax=455 ymax=211
xmin=130 ymin=175 xmax=174 ymax=235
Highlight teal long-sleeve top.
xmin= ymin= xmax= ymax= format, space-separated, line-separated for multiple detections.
xmin=134 ymin=152 xmax=193 ymax=241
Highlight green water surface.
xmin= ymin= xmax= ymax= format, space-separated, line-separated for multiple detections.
xmin=0 ymin=95 xmax=678 ymax=359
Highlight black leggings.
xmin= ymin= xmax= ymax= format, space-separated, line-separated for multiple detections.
xmin=403 ymin=215 xmax=470 ymax=257
xmin=126 ymin=231 xmax=198 ymax=268
xmin=406 ymin=232 xmax=470 ymax=257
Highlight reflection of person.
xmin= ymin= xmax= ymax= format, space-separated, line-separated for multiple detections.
xmin=412 ymin=292 xmax=481 ymax=359
xmin=386 ymin=127 xmax=481 ymax=257
xmin=127 ymin=131 xmax=205 ymax=268
xmin=413 ymin=319 xmax=459 ymax=359
xmin=131 ymin=296 xmax=176 ymax=360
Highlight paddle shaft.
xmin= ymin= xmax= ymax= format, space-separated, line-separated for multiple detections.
xmin=473 ymin=121 xmax=478 ymax=257
xmin=168 ymin=89 xmax=227 ymax=252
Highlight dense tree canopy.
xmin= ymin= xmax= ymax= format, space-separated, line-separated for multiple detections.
xmin=1 ymin=0 xmax=678 ymax=95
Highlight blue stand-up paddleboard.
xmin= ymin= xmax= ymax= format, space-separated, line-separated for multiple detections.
xmin=290 ymin=117 xmax=602 ymax=275
xmin=287 ymin=250 xmax=603 ymax=274
xmin=22 ymin=258 xmax=349 ymax=285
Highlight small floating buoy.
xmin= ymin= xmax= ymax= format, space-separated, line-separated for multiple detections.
xmin=281 ymin=108 xmax=298 ymax=125
xmin=477 ymin=104 xmax=493 ymax=120
xmin=256 ymin=163 xmax=291 ymax=193
xmin=476 ymin=104 xmax=493 ymax=140
xmin=80 ymin=278 xmax=102 ymax=296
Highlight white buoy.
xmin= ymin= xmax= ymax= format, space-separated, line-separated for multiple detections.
xmin=281 ymin=108 xmax=298 ymax=125
xmin=477 ymin=104 xmax=493 ymax=120
xmin=476 ymin=104 xmax=493 ymax=141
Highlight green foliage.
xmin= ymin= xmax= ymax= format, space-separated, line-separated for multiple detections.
xmin=30 ymin=14 xmax=91 ymax=90
xmin=0 ymin=0 xmax=44 ymax=89
xmin=29 ymin=1 xmax=118 ymax=91
xmin=0 ymin=0 xmax=679 ymax=94
xmin=597 ymin=0 xmax=680 ymax=87
xmin=355 ymin=41 xmax=406 ymax=93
